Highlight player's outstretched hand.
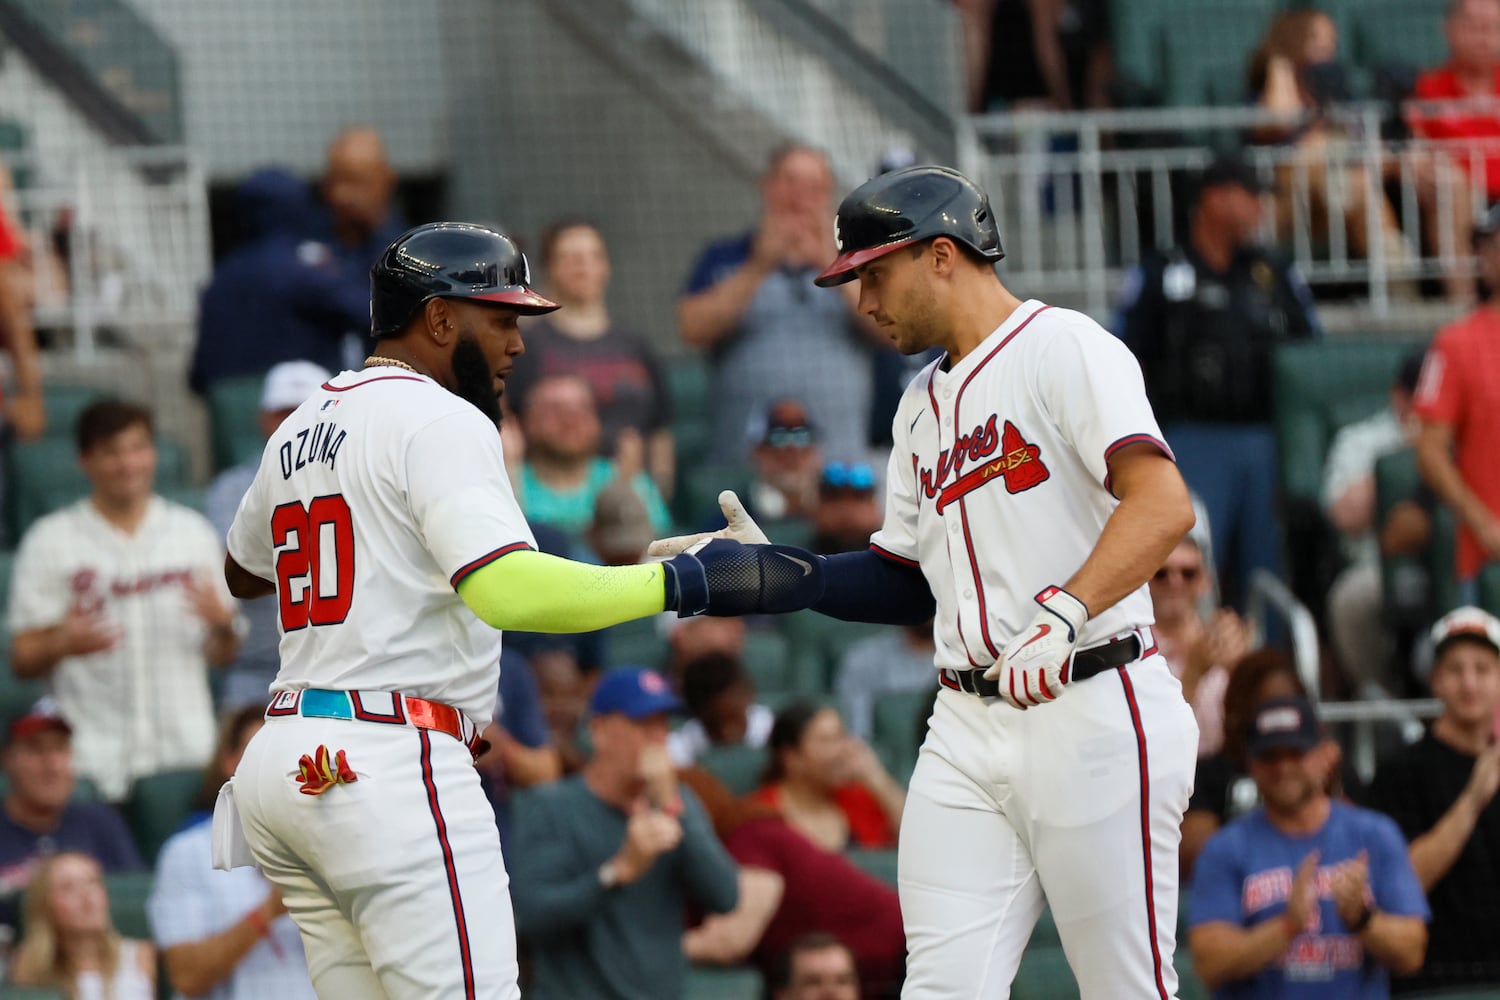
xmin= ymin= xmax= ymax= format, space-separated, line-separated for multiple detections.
xmin=662 ymin=538 xmax=824 ymax=618
xmin=984 ymin=586 xmax=1089 ymax=709
xmin=646 ymin=490 xmax=769 ymax=558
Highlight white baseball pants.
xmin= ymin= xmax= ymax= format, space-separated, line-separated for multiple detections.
xmin=898 ymin=656 xmax=1198 ymax=999
xmin=232 ymin=715 xmax=519 ymax=1000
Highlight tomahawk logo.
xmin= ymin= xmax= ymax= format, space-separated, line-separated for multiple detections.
xmin=925 ymin=418 xmax=1051 ymax=513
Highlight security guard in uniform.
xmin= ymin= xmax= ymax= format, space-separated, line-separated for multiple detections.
xmin=1115 ymin=156 xmax=1321 ymax=604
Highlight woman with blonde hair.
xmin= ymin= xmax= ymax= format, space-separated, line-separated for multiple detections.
xmin=9 ymin=851 xmax=154 ymax=999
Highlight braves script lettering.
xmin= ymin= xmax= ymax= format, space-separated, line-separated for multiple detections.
xmin=917 ymin=417 xmax=1051 ymax=512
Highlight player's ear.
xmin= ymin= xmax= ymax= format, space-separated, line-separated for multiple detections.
xmin=929 ymin=236 xmax=958 ymax=276
xmin=425 ymin=298 xmax=453 ymax=346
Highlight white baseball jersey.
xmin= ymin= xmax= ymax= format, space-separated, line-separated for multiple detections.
xmin=870 ymin=300 xmax=1170 ymax=668
xmin=8 ymin=497 xmax=230 ymax=800
xmin=226 ymin=368 xmax=535 ymax=729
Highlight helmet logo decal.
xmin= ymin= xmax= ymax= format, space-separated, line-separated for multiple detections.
xmin=834 ymin=216 xmax=843 ymax=252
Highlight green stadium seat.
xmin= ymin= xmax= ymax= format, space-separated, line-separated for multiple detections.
xmin=1478 ymin=563 xmax=1500 ymax=618
xmin=845 ymin=847 xmax=898 ymax=887
xmin=1348 ymin=0 xmax=1447 ymax=74
xmin=1112 ymin=0 xmax=1276 ymax=105
xmin=872 ymin=689 xmax=932 ymax=785
xmin=1273 ymin=339 xmax=1425 ymax=508
xmin=125 ymin=769 xmax=202 ymax=865
xmin=1177 ymin=961 xmax=1212 ymax=1000
xmin=1374 ymin=450 xmax=1448 ymax=630
xmin=41 ymin=384 xmax=106 ymax=439
xmin=206 ymin=374 xmax=266 ymax=473
xmin=103 ymin=869 xmax=155 ymax=940
xmin=743 ymin=629 xmax=791 ymax=695
xmin=680 ymin=464 xmax=753 ymax=535
xmin=697 ymin=743 xmax=768 ymax=796
xmin=1399 ymin=990 xmax=1500 ymax=1000
xmin=684 ymin=964 xmax=764 ymax=1000
xmin=781 ymin=612 xmax=888 ymax=695
xmin=603 ymin=616 xmax=669 ymax=671
xmin=0 ymin=986 xmax=67 ymax=1000
xmin=1161 ymin=7 xmax=1277 ymax=107
xmin=1012 ymin=946 xmax=1078 ymax=1000
xmin=1031 ymin=907 xmax=1060 ymax=949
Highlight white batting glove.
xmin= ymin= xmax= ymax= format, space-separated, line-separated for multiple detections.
xmin=645 ymin=490 xmax=770 ymax=558
xmin=984 ymin=587 xmax=1090 ymax=708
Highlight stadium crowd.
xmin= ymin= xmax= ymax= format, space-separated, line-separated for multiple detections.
xmin=0 ymin=1 xmax=1496 ymax=998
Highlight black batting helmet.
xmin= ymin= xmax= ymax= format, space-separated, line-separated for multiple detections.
xmin=370 ymin=222 xmax=558 ymax=339
xmin=814 ymin=165 xmax=1003 ymax=288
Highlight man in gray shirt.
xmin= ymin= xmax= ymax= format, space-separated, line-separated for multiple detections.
xmin=677 ymin=144 xmax=881 ymax=465
xmin=510 ymin=667 xmax=739 ymax=1000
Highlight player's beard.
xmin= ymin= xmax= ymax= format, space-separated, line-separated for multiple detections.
xmin=451 ymin=332 xmax=502 ymax=426
xmin=892 ymin=282 xmax=943 ymax=356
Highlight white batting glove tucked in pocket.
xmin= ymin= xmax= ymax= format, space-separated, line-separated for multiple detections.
xmin=645 ymin=490 xmax=770 ymax=558
xmin=984 ymin=586 xmax=1089 ymax=708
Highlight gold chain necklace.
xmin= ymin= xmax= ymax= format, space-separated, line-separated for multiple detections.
xmin=363 ymin=355 xmax=419 ymax=374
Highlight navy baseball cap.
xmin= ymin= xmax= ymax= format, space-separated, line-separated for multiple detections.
xmin=590 ymin=668 xmax=684 ymax=719
xmin=1247 ymin=696 xmax=1322 ymax=759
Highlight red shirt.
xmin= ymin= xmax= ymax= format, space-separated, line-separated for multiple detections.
xmin=1410 ymin=65 xmax=1500 ymax=200
xmin=724 ymin=817 xmax=905 ymax=997
xmin=1413 ymin=306 xmax=1500 ymax=578
xmin=0 ymin=203 xmax=20 ymax=262
xmin=750 ymin=783 xmax=898 ymax=849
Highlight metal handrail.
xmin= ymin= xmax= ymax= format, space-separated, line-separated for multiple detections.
xmin=1244 ymin=569 xmax=1322 ymax=698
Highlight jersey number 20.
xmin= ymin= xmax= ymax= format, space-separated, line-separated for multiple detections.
xmin=271 ymin=495 xmax=355 ymax=630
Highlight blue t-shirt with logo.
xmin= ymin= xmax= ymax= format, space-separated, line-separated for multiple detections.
xmin=1189 ymin=801 xmax=1429 ymax=1000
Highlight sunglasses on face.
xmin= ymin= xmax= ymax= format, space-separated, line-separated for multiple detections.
xmin=764 ymin=426 xmax=815 ymax=449
xmin=1153 ymin=566 xmax=1202 ymax=583
xmin=821 ymin=462 xmax=876 ymax=490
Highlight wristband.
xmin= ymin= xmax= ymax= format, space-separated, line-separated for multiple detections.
xmin=1348 ymin=905 xmax=1376 ymax=933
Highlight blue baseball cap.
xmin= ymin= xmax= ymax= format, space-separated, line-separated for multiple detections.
xmin=1247 ymin=695 xmax=1322 ymax=759
xmin=590 ymin=668 xmax=684 ymax=720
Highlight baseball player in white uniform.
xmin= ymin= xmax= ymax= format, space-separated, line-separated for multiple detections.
xmin=652 ymin=166 xmax=1201 ymax=998
xmin=217 ymin=223 xmax=795 ymax=999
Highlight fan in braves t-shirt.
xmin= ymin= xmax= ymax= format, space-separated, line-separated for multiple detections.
xmin=1189 ymin=697 xmax=1429 ymax=999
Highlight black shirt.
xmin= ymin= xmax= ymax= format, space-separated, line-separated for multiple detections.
xmin=1366 ymin=730 xmax=1500 ymax=994
xmin=1116 ymin=243 xmax=1320 ymax=425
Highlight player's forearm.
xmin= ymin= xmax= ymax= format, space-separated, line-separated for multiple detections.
xmin=677 ymin=810 xmax=741 ymax=915
xmin=164 ymin=907 xmax=275 ymax=995
xmin=1356 ymin=911 xmax=1427 ymax=975
xmin=11 ymin=627 xmax=66 ymax=678
xmin=511 ymin=869 xmax=609 ymax=938
xmin=1408 ymin=794 xmax=1482 ymax=891
xmin=1067 ymin=456 xmax=1194 ymax=616
xmin=457 ymin=551 xmax=665 ymax=633
xmin=677 ymin=265 xmax=769 ymax=348
xmin=1190 ymin=919 xmax=1296 ymax=988
xmin=202 ymin=625 xmax=242 ymax=668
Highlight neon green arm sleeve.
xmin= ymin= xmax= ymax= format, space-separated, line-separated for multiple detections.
xmin=456 ymin=549 xmax=669 ymax=633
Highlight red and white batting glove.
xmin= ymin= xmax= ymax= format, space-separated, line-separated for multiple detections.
xmin=984 ymin=586 xmax=1090 ymax=708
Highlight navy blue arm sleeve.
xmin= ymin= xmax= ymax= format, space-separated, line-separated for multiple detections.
xmin=812 ymin=548 xmax=936 ymax=626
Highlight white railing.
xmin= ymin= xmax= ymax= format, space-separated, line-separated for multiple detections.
xmin=968 ymin=102 xmax=1492 ymax=319
xmin=3 ymin=146 xmax=210 ymax=361
xmin=626 ymin=0 xmax=932 ymax=188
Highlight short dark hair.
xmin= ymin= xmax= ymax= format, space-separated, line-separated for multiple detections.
xmin=75 ymin=399 xmax=153 ymax=455
xmin=680 ymin=652 xmax=748 ymax=719
xmin=537 ymin=218 xmax=602 ymax=270
xmin=774 ymin=931 xmax=854 ymax=990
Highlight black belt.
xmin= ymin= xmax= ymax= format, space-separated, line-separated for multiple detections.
xmin=940 ymin=630 xmax=1152 ymax=698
